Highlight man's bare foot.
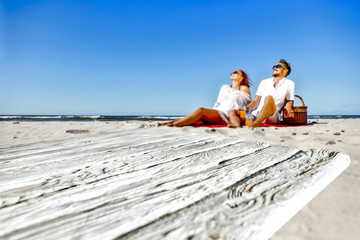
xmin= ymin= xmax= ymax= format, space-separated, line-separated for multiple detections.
xmin=227 ymin=124 xmax=240 ymax=128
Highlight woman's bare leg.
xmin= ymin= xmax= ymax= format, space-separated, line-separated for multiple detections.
xmin=165 ymin=107 xmax=225 ymax=127
xmin=192 ymin=120 xmax=205 ymax=126
xmin=227 ymin=109 xmax=241 ymax=128
xmin=158 ymin=116 xmax=199 ymax=127
xmin=157 ymin=119 xmax=177 ymax=126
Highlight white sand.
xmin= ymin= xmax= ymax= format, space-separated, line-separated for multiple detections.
xmin=1 ymin=119 xmax=359 ymax=240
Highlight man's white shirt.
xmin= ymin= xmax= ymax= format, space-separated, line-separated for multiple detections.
xmin=252 ymin=77 xmax=295 ymax=118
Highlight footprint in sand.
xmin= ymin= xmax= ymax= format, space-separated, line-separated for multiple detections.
xmin=66 ymin=130 xmax=89 ymax=134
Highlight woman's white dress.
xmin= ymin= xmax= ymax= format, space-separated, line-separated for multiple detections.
xmin=212 ymin=84 xmax=251 ymax=124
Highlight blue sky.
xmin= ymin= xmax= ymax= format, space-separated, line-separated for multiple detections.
xmin=1 ymin=0 xmax=360 ymax=115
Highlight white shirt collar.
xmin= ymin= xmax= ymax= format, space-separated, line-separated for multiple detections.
xmin=273 ymin=77 xmax=286 ymax=88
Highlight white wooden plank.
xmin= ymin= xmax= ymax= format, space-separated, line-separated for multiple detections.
xmin=0 ymin=128 xmax=350 ymax=240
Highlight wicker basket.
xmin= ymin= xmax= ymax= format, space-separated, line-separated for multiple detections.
xmin=283 ymin=95 xmax=308 ymax=125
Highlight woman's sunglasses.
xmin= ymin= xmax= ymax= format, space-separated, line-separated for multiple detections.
xmin=273 ymin=64 xmax=287 ymax=69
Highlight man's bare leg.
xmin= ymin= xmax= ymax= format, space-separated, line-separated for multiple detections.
xmin=227 ymin=109 xmax=241 ymax=128
xmin=251 ymin=96 xmax=276 ymax=128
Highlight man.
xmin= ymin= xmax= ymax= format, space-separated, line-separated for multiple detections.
xmin=228 ymin=59 xmax=295 ymax=128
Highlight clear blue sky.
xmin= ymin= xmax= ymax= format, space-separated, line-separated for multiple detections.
xmin=1 ymin=0 xmax=360 ymax=115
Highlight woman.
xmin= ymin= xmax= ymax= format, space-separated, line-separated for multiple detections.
xmin=158 ymin=70 xmax=251 ymax=127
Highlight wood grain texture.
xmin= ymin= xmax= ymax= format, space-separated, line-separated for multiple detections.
xmin=0 ymin=129 xmax=350 ymax=240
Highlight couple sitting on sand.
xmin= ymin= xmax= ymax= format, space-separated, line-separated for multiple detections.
xmin=159 ymin=59 xmax=295 ymax=128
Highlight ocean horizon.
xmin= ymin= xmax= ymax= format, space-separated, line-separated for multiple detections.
xmin=1 ymin=114 xmax=360 ymax=122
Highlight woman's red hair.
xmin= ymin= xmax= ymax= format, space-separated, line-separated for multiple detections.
xmin=235 ymin=69 xmax=251 ymax=87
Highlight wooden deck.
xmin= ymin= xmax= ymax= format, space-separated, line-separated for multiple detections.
xmin=0 ymin=128 xmax=350 ymax=240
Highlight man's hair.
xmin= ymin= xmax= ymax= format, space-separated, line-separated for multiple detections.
xmin=279 ymin=59 xmax=291 ymax=76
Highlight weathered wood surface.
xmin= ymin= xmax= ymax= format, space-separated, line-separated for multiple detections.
xmin=0 ymin=128 xmax=350 ymax=240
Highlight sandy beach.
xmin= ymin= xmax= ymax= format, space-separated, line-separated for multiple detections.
xmin=0 ymin=119 xmax=359 ymax=240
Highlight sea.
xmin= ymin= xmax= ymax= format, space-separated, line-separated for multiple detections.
xmin=0 ymin=115 xmax=360 ymax=122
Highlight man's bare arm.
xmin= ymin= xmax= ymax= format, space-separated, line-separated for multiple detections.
xmin=246 ymin=95 xmax=261 ymax=111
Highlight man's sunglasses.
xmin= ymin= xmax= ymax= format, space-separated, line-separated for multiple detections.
xmin=273 ymin=64 xmax=287 ymax=69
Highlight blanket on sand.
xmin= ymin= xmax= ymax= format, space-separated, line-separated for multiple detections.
xmin=193 ymin=123 xmax=309 ymax=128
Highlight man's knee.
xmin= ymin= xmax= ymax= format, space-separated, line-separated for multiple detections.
xmin=264 ymin=96 xmax=276 ymax=112
xmin=264 ymin=95 xmax=275 ymax=103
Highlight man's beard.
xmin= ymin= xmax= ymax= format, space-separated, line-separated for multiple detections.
xmin=272 ymin=73 xmax=279 ymax=77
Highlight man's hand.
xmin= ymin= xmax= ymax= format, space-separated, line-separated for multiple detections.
xmin=283 ymin=100 xmax=294 ymax=118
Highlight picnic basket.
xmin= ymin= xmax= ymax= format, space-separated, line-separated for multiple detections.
xmin=283 ymin=95 xmax=308 ymax=125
